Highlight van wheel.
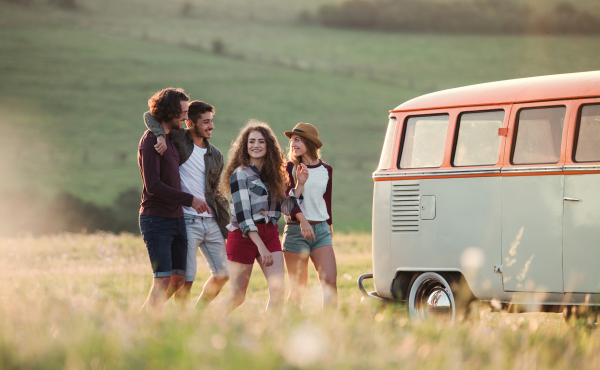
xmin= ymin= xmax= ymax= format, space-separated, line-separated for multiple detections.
xmin=408 ymin=272 xmax=456 ymax=324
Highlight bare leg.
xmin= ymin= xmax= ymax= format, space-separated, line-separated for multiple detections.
xmin=174 ymin=281 xmax=193 ymax=305
xmin=166 ymin=274 xmax=186 ymax=301
xmin=141 ymin=276 xmax=171 ymax=312
xmin=216 ymin=262 xmax=253 ymax=317
xmin=196 ymin=276 xmax=230 ymax=307
xmin=310 ymin=246 xmax=338 ymax=309
xmin=283 ymin=251 xmax=310 ymax=308
xmin=257 ymin=251 xmax=286 ymax=313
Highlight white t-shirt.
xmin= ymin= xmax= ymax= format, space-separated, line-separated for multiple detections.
xmin=298 ymin=164 xmax=330 ymax=222
xmin=180 ymin=144 xmax=213 ymax=217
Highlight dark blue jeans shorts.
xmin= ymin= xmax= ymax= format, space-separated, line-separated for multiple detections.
xmin=139 ymin=215 xmax=188 ymax=278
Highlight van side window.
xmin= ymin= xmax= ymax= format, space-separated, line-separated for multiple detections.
xmin=453 ymin=110 xmax=504 ymax=167
xmin=399 ymin=114 xmax=449 ymax=169
xmin=512 ymin=106 xmax=566 ymax=165
xmin=574 ymin=104 xmax=600 ymax=162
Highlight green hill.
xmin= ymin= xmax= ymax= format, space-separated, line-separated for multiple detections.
xmin=1 ymin=1 xmax=599 ymax=235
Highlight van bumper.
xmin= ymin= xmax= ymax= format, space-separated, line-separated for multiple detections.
xmin=357 ymin=273 xmax=389 ymax=303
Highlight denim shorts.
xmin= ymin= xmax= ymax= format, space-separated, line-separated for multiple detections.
xmin=139 ymin=215 xmax=187 ymax=278
xmin=184 ymin=214 xmax=229 ymax=281
xmin=282 ymin=221 xmax=332 ymax=255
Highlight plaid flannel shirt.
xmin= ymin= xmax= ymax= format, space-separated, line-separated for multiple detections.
xmin=227 ymin=164 xmax=301 ymax=237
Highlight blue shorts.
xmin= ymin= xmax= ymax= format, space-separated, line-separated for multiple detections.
xmin=139 ymin=215 xmax=187 ymax=278
xmin=282 ymin=221 xmax=332 ymax=255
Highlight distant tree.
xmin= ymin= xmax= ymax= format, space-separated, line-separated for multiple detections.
xmin=298 ymin=9 xmax=312 ymax=24
xmin=1 ymin=0 xmax=33 ymax=7
xmin=181 ymin=1 xmax=193 ymax=17
xmin=315 ymin=0 xmax=600 ymax=35
xmin=49 ymin=0 xmax=77 ymax=10
xmin=212 ymin=38 xmax=225 ymax=55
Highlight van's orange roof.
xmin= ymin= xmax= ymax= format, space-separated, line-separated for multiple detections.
xmin=392 ymin=71 xmax=600 ymax=112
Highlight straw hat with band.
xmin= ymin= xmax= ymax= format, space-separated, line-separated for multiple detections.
xmin=284 ymin=122 xmax=322 ymax=149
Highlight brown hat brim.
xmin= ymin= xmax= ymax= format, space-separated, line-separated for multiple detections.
xmin=284 ymin=131 xmax=323 ymax=149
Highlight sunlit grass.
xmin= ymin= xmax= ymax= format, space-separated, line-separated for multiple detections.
xmin=1 ymin=232 xmax=599 ymax=369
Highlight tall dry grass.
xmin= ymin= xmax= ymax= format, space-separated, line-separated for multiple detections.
xmin=0 ymin=232 xmax=599 ymax=369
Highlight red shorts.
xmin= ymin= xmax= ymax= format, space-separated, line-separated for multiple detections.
xmin=227 ymin=223 xmax=282 ymax=265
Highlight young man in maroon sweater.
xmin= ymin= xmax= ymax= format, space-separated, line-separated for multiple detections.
xmin=138 ymin=88 xmax=209 ymax=311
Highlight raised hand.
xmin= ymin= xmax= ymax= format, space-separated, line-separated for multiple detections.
xmin=154 ymin=135 xmax=167 ymax=155
xmin=296 ymin=163 xmax=309 ymax=185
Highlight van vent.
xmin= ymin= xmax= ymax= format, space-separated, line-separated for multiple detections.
xmin=391 ymin=184 xmax=420 ymax=233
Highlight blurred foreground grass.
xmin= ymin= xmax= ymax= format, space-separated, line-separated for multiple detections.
xmin=1 ymin=232 xmax=599 ymax=369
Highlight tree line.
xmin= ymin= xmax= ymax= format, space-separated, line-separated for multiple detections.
xmin=312 ymin=0 xmax=600 ymax=35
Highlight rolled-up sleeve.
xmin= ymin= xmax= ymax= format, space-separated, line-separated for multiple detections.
xmin=281 ymin=189 xmax=303 ymax=216
xmin=230 ymin=171 xmax=258 ymax=237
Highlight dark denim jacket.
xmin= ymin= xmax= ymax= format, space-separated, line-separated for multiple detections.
xmin=144 ymin=112 xmax=230 ymax=238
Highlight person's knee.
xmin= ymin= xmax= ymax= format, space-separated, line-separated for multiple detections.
xmin=155 ymin=277 xmax=171 ymax=290
xmin=171 ymin=274 xmax=186 ymax=288
xmin=321 ymin=273 xmax=337 ymax=288
xmin=269 ymin=280 xmax=285 ymax=297
xmin=230 ymin=291 xmax=246 ymax=306
xmin=181 ymin=281 xmax=193 ymax=293
xmin=214 ymin=276 xmax=230 ymax=286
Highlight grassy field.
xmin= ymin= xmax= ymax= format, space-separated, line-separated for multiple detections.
xmin=1 ymin=1 xmax=600 ymax=234
xmin=1 ymin=232 xmax=599 ymax=369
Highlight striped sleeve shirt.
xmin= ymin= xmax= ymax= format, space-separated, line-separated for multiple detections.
xmin=227 ymin=164 xmax=302 ymax=237
xmin=285 ymin=160 xmax=333 ymax=225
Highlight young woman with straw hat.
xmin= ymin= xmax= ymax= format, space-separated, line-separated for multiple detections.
xmin=283 ymin=122 xmax=337 ymax=309
xmin=216 ymin=120 xmax=308 ymax=316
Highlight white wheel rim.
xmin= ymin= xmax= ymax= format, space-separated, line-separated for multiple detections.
xmin=408 ymin=272 xmax=456 ymax=324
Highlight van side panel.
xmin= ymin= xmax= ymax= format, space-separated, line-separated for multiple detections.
xmin=501 ymin=175 xmax=565 ymax=293
xmin=389 ymin=176 xmax=504 ymax=300
xmin=372 ymin=181 xmax=393 ymax=298
xmin=563 ymin=173 xmax=600 ymax=293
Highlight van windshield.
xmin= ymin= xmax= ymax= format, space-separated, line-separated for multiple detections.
xmin=378 ymin=118 xmax=397 ymax=170
xmin=399 ymin=114 xmax=449 ymax=169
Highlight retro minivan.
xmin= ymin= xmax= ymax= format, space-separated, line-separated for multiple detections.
xmin=358 ymin=71 xmax=600 ymax=322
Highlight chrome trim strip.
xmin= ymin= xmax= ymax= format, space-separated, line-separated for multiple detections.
xmin=564 ymin=165 xmax=600 ymax=171
xmin=395 ymin=267 xmax=463 ymax=273
xmin=373 ymin=168 xmax=501 ymax=178
xmin=501 ymin=166 xmax=563 ymax=173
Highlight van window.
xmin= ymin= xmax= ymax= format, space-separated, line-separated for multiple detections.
xmin=574 ymin=104 xmax=600 ymax=162
xmin=512 ymin=106 xmax=566 ymax=165
xmin=378 ymin=118 xmax=397 ymax=169
xmin=453 ymin=110 xmax=504 ymax=167
xmin=399 ymin=114 xmax=449 ymax=169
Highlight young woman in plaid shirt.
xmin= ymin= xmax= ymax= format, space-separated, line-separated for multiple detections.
xmin=217 ymin=120 xmax=308 ymax=315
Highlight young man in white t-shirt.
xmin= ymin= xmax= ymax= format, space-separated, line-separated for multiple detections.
xmin=144 ymin=101 xmax=230 ymax=307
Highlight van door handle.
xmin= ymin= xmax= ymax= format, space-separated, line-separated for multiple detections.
xmin=564 ymin=197 xmax=581 ymax=202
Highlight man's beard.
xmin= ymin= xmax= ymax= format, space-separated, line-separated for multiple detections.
xmin=167 ymin=116 xmax=182 ymax=131
xmin=192 ymin=125 xmax=209 ymax=139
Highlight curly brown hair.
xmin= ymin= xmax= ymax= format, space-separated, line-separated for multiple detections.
xmin=220 ymin=120 xmax=288 ymax=201
xmin=148 ymin=88 xmax=189 ymax=123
